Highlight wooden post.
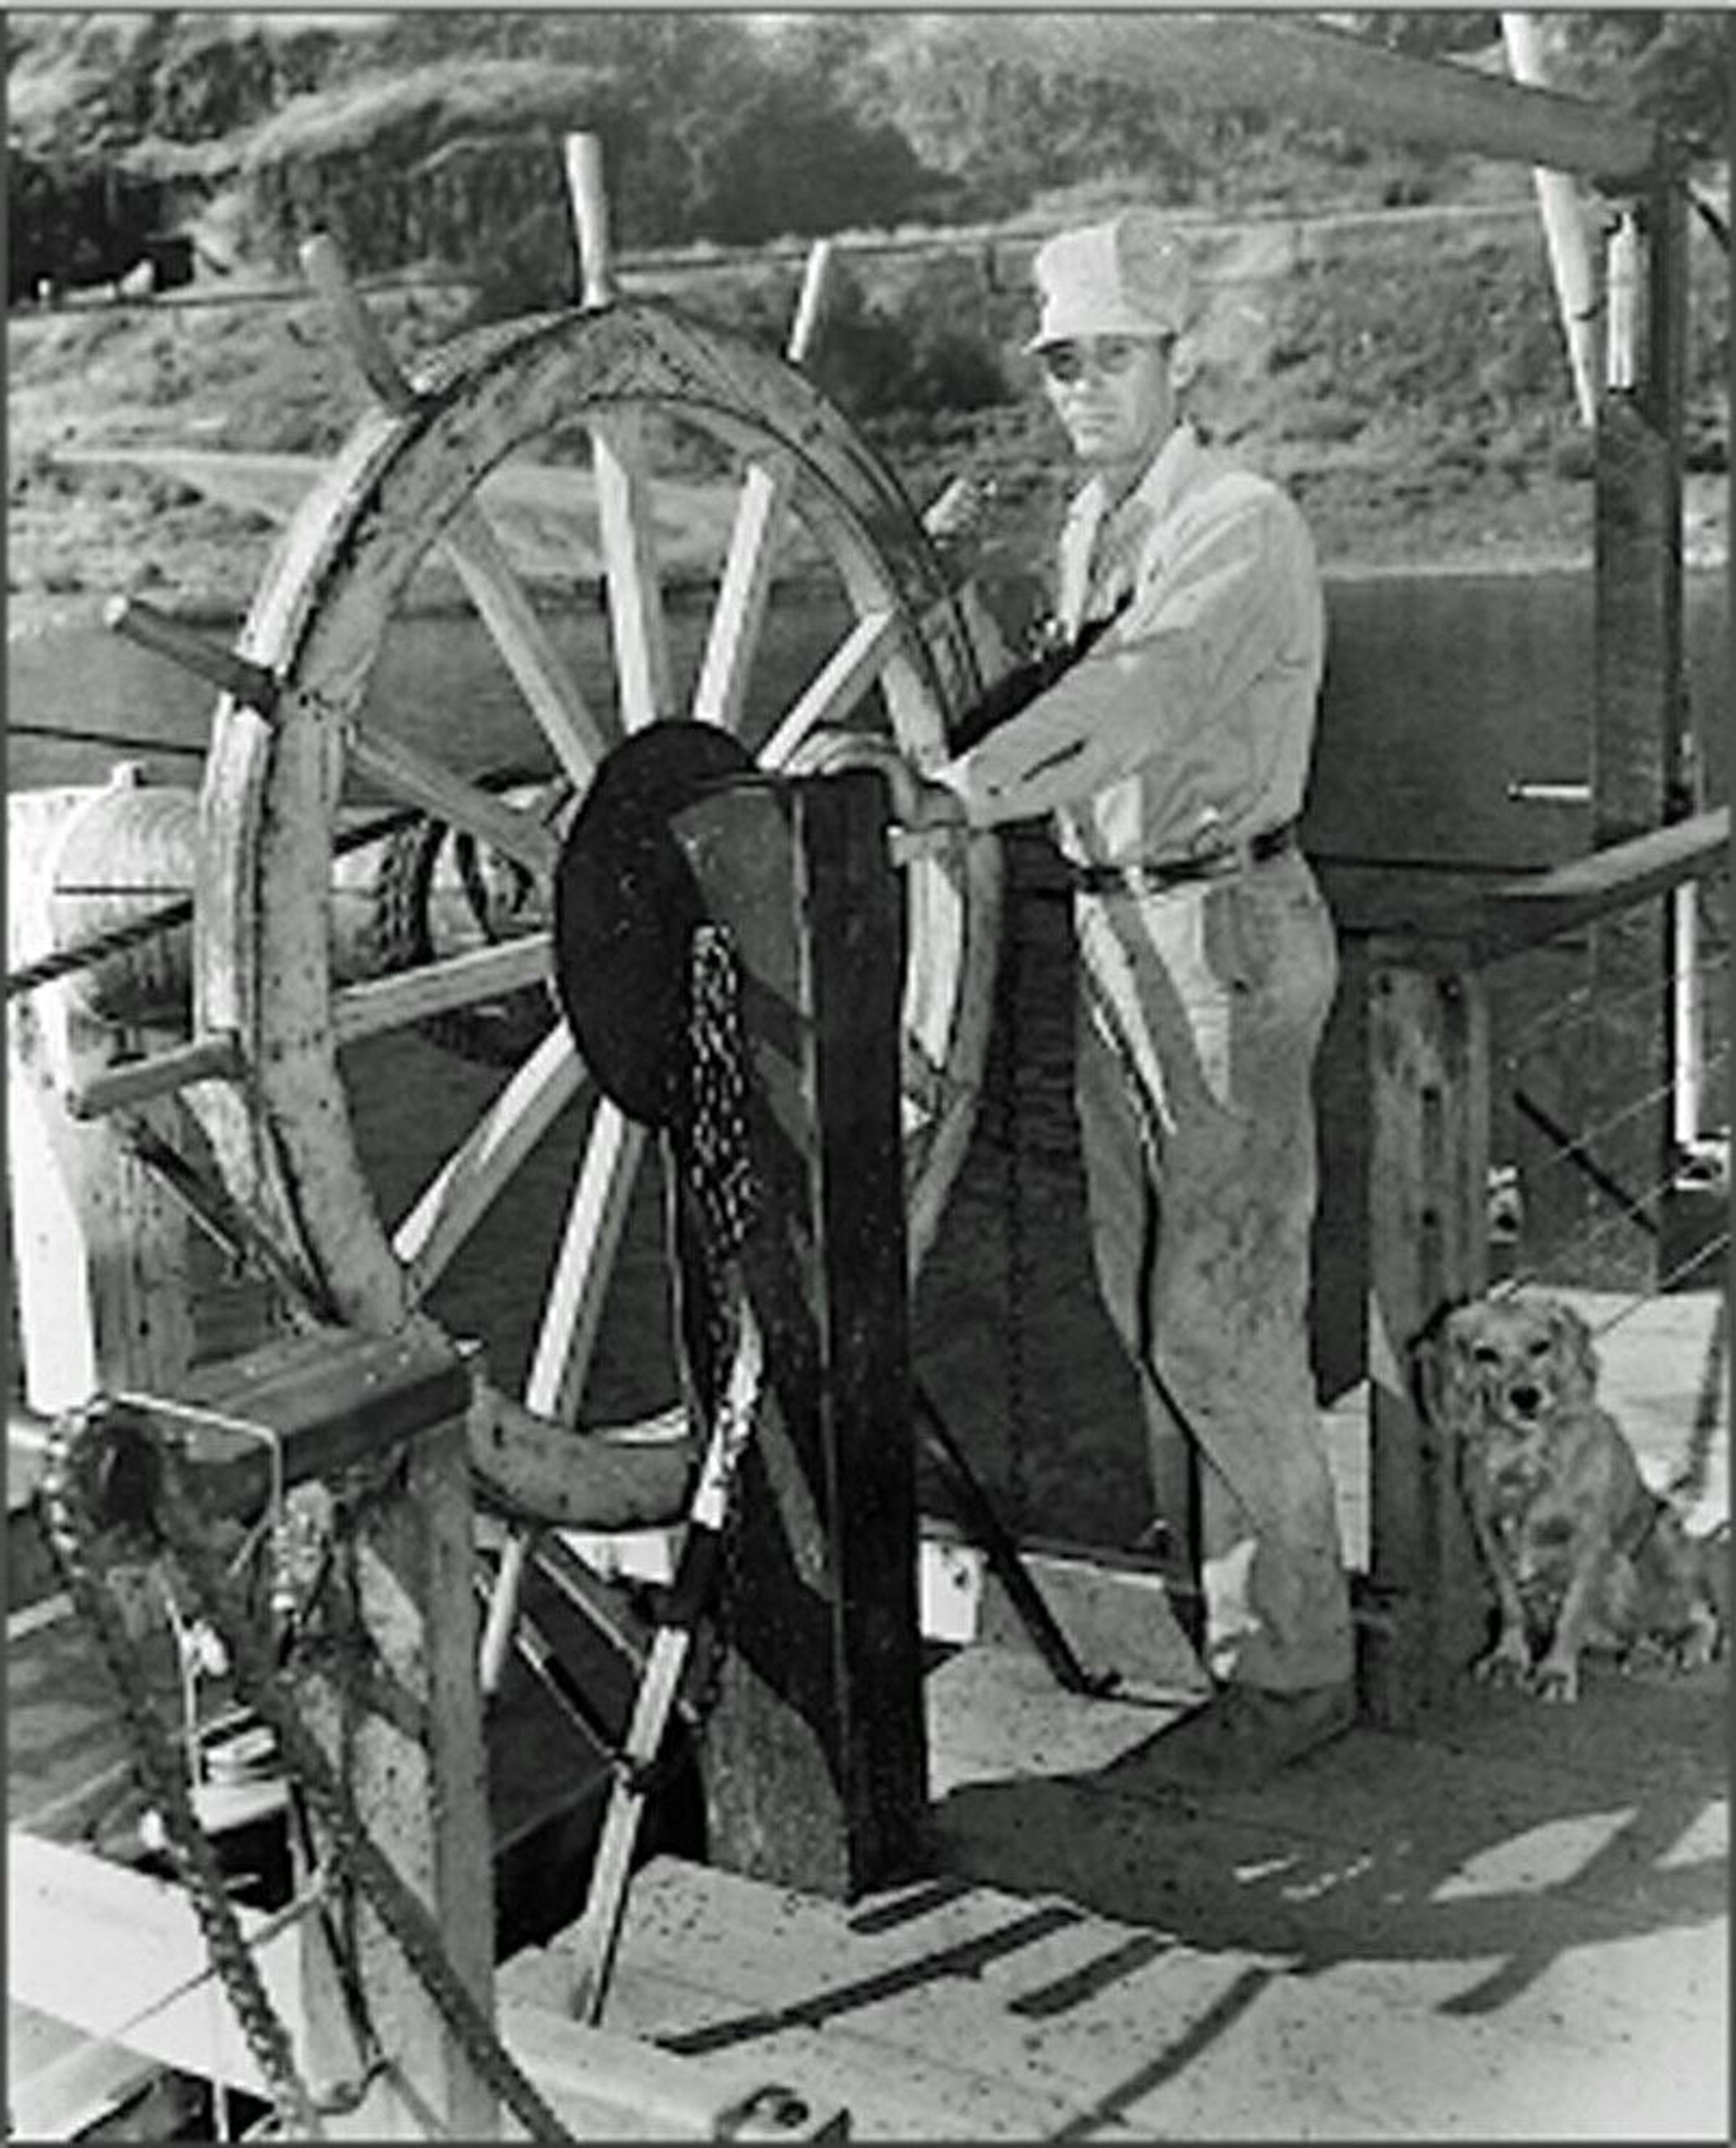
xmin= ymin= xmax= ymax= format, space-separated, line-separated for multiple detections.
xmin=1585 ymin=164 xmax=1689 ymax=1289
xmin=183 ymin=1330 xmax=498 ymax=2139
xmin=670 ymin=769 xmax=928 ymax=1897
xmin=1362 ymin=938 xmax=1491 ymax=1728
xmin=1500 ymin=14 xmax=1601 ymax=430
xmin=6 ymin=783 xmax=197 ymax=1412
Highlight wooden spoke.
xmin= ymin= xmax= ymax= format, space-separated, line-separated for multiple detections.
xmin=192 ymin=281 xmax=998 ymax=1424
xmin=440 ymin=507 xmax=609 ymax=783
xmin=590 ymin=414 xmax=675 ymax=730
xmin=688 ymin=241 xmax=834 ymax=735
xmin=523 ymin=1100 xmax=646 ymax=1424
xmin=348 ymin=728 xmax=559 ymax=877
xmin=759 ymin=610 xmax=901 ymax=769
xmin=691 ymin=452 xmax=795 ymax=732
xmin=333 ymin=933 xmax=553 ymax=1047
xmin=395 ymin=1022 xmax=585 ymax=1293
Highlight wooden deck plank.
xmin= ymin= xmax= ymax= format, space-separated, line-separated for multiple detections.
xmin=923 ymin=1642 xmax=1190 ymax=1795
xmin=502 ymin=1890 xmax=1129 ymax=2143
xmin=5 ymin=2003 xmax=163 ymax=2142
xmin=508 ymin=1630 xmax=1725 ymax=2142
xmin=517 ymin=1830 xmax=1723 ymax=2143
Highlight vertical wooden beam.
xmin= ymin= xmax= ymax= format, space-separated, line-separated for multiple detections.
xmin=287 ymin=1340 xmax=497 ymax=2139
xmin=671 ymin=770 xmax=927 ymax=1898
xmin=1588 ymin=164 xmax=1689 ymax=1289
xmin=1363 ymin=941 xmax=1490 ymax=1729
xmin=6 ymin=787 xmax=196 ymax=1412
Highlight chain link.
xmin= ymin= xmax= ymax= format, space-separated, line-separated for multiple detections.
xmin=667 ymin=921 xmax=768 ymax=1744
xmin=678 ymin=921 xmax=762 ymax=1264
xmin=38 ymin=1405 xmax=325 ymax=2139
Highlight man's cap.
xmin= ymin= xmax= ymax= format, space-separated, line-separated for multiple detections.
xmin=1026 ymin=209 xmax=1190 ymax=353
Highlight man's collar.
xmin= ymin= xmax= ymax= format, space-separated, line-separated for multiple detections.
xmin=1070 ymin=421 xmax=1201 ymax=540
xmin=1121 ymin=419 xmax=1203 ymax=526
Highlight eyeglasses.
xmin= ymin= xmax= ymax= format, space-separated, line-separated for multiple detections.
xmin=1039 ymin=337 xmax=1165 ymax=386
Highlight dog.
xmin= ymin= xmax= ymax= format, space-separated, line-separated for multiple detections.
xmin=1425 ymin=1294 xmax=1722 ymax=1703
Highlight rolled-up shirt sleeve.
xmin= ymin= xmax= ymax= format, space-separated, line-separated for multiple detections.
xmin=931 ymin=493 xmax=1301 ymax=829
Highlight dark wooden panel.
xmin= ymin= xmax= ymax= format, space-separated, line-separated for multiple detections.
xmin=673 ymin=771 xmax=926 ymax=1898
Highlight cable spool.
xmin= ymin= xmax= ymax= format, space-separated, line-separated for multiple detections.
xmin=369 ymin=768 xmax=568 ymax=1069
xmin=42 ymin=771 xmax=198 ymax=1027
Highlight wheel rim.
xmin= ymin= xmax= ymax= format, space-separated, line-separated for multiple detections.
xmin=193 ymin=298 xmax=1000 ymax=1439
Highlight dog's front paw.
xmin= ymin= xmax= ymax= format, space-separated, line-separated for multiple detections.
xmin=1670 ymin=1612 xmax=1721 ymax=1673
xmin=1473 ymin=1637 xmax=1531 ymax=1688
xmin=1530 ymin=1657 xmax=1581 ymax=1703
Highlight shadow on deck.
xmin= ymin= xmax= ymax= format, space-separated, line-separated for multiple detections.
xmin=507 ymin=1639 xmax=1727 ymax=2140
xmin=507 ymin=1285 xmax=1729 ymax=2140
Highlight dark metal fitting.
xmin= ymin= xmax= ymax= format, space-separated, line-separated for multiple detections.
xmin=55 ymin=1395 xmax=166 ymax=1549
xmin=717 ymin=2083 xmax=826 ymax=2139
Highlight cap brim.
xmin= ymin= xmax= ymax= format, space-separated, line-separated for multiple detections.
xmin=1024 ymin=311 xmax=1177 ymax=354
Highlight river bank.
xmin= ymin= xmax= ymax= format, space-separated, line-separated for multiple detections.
xmin=8 ymin=204 xmax=1729 ymax=645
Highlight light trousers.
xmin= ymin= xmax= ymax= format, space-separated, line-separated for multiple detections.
xmin=1073 ymin=848 xmax=1354 ymax=1693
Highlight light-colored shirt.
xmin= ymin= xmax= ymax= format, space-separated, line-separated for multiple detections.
xmin=931 ymin=423 xmax=1325 ymax=868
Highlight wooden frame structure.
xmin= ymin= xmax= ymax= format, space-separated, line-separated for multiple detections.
xmin=1353 ymin=807 xmax=1729 ymax=1725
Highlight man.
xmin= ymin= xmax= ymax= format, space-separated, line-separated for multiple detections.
xmin=806 ymin=207 xmax=1354 ymax=1785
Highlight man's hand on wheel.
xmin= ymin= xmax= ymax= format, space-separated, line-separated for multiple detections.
xmin=785 ymin=730 xmax=966 ymax=832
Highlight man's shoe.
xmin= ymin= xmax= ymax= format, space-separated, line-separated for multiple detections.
xmin=1138 ymin=1679 xmax=1356 ymax=1791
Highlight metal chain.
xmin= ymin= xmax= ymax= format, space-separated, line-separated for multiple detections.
xmin=38 ymin=1406 xmax=325 ymax=2140
xmin=672 ymin=923 xmax=767 ymax=1740
xmin=678 ymin=922 xmax=762 ymax=1264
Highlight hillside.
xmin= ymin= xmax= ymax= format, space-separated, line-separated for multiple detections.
xmin=7 ymin=10 xmax=1730 ymax=626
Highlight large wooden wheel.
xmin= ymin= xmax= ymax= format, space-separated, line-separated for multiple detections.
xmin=186 ymin=266 xmax=1001 ymax=1457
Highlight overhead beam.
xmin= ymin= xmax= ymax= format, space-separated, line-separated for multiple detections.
xmin=967 ymin=15 xmax=1660 ymax=186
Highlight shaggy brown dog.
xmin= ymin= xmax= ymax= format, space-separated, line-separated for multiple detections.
xmin=1428 ymin=1295 xmax=1722 ymax=1703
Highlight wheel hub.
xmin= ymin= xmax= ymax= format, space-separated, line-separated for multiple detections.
xmin=552 ymin=721 xmax=754 ymax=1128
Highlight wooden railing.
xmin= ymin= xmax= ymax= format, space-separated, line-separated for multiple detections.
xmin=1343 ymin=805 xmax=1729 ymax=1726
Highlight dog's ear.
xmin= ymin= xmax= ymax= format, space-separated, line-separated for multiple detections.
xmin=1413 ymin=1301 xmax=1479 ymax=1442
xmin=1547 ymin=1299 xmax=1599 ymax=1395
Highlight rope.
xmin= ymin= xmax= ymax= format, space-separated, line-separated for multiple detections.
xmin=5 ymin=801 xmax=429 ymax=1002
xmin=1500 ymin=947 xmax=1730 ymax=1073
xmin=1594 ymin=1231 xmax=1731 ymax=1333
xmin=10 ymin=721 xmax=210 ymax=758
xmin=156 ymin=1448 xmax=580 ymax=2143
xmin=6 ymin=897 xmax=194 ymax=1000
xmin=42 ymin=1396 xmax=580 ymax=2142
xmin=38 ymin=1405 xmax=325 ymax=2139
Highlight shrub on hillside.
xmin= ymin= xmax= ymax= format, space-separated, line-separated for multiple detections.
xmin=807 ymin=261 xmax=1016 ymax=424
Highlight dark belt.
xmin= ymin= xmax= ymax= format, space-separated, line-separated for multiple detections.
xmin=1066 ymin=819 xmax=1299 ymax=898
